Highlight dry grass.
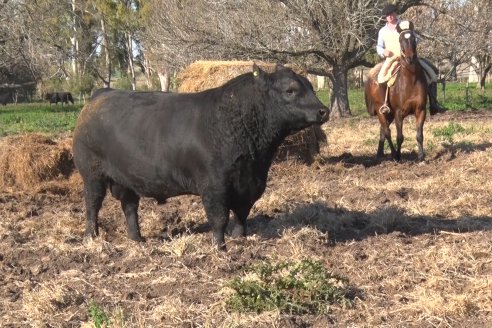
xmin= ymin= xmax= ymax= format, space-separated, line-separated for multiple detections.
xmin=1 ymin=110 xmax=491 ymax=327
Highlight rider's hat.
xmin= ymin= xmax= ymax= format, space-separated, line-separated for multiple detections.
xmin=381 ymin=4 xmax=398 ymax=17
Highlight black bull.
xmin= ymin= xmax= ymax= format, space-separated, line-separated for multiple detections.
xmin=45 ymin=92 xmax=74 ymax=105
xmin=73 ymin=64 xmax=328 ymax=249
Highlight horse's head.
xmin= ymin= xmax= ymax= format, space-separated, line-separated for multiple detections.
xmin=397 ymin=21 xmax=417 ymax=64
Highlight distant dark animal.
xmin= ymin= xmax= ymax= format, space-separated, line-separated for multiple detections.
xmin=45 ymin=92 xmax=74 ymax=106
xmin=73 ymin=64 xmax=328 ymax=249
xmin=0 ymin=92 xmax=11 ymax=105
xmin=365 ymin=22 xmax=428 ymax=161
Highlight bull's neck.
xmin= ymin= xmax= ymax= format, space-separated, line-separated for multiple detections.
xmin=238 ymin=102 xmax=288 ymax=160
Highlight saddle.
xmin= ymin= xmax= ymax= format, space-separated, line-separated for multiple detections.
xmin=376 ymin=56 xmax=401 ymax=87
xmin=369 ymin=58 xmax=402 ymax=114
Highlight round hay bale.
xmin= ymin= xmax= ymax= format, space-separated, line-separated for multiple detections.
xmin=0 ymin=134 xmax=75 ymax=192
xmin=177 ymin=60 xmax=279 ymax=93
xmin=176 ymin=60 xmax=326 ymax=164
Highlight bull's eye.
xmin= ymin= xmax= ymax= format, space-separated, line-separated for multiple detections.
xmin=286 ymin=88 xmax=295 ymax=95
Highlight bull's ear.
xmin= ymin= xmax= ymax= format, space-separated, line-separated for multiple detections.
xmin=252 ymin=63 xmax=267 ymax=86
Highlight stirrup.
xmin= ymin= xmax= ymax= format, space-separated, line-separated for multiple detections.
xmin=379 ymin=104 xmax=390 ymax=115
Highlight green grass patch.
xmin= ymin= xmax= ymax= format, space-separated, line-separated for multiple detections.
xmin=317 ymin=81 xmax=491 ymax=116
xmin=88 ymin=300 xmax=111 ymax=328
xmin=226 ymin=259 xmax=352 ymax=315
xmin=0 ymin=103 xmax=82 ymax=136
xmin=0 ymin=82 xmax=490 ymax=137
xmin=432 ymin=122 xmax=469 ymax=142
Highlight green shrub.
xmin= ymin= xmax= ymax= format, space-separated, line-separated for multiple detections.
xmin=226 ymin=259 xmax=352 ymax=315
xmin=88 ymin=300 xmax=110 ymax=328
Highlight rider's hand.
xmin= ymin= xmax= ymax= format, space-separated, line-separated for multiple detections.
xmin=384 ymin=49 xmax=394 ymax=57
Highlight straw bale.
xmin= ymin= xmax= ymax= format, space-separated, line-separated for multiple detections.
xmin=0 ymin=134 xmax=75 ymax=191
xmin=176 ymin=61 xmax=326 ymax=164
xmin=177 ymin=61 xmax=281 ymax=93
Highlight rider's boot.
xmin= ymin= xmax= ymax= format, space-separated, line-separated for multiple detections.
xmin=428 ymin=82 xmax=447 ymax=115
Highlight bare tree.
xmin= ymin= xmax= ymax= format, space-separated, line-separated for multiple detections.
xmin=141 ymin=0 xmax=432 ymax=118
xmin=408 ymin=0 xmax=491 ymax=89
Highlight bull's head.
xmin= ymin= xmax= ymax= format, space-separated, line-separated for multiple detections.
xmin=253 ymin=64 xmax=328 ymax=132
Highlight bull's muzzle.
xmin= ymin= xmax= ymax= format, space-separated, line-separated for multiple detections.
xmin=319 ymin=107 xmax=329 ymax=122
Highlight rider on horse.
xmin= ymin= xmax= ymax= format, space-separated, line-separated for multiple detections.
xmin=376 ymin=4 xmax=446 ymax=115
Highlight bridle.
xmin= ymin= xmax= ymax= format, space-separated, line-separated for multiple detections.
xmin=399 ymin=29 xmax=417 ymax=66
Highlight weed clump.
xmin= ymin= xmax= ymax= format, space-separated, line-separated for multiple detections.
xmin=88 ymin=300 xmax=111 ymax=328
xmin=226 ymin=259 xmax=352 ymax=314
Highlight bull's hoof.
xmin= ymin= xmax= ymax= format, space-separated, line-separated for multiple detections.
xmin=227 ymin=223 xmax=246 ymax=238
xmin=129 ymin=235 xmax=146 ymax=242
xmin=84 ymin=227 xmax=98 ymax=239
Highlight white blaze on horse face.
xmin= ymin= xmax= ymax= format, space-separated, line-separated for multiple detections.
xmin=403 ymin=32 xmax=412 ymax=39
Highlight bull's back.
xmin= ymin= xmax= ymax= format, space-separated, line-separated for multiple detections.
xmin=73 ymin=90 xmax=215 ymax=195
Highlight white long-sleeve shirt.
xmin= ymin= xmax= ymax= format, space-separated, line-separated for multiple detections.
xmin=376 ymin=22 xmax=400 ymax=58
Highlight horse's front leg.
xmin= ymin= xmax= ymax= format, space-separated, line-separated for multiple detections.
xmin=394 ymin=115 xmax=404 ymax=161
xmin=415 ymin=109 xmax=426 ymax=161
xmin=378 ymin=115 xmax=396 ymax=159
xmin=377 ymin=125 xmax=386 ymax=158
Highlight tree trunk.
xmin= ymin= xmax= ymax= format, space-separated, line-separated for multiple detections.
xmin=158 ymin=67 xmax=170 ymax=92
xmin=70 ymin=0 xmax=79 ymax=77
xmin=100 ymin=18 xmax=111 ymax=88
xmin=328 ymin=65 xmax=351 ymax=119
xmin=127 ymin=32 xmax=136 ymax=90
xmin=478 ymin=63 xmax=491 ymax=91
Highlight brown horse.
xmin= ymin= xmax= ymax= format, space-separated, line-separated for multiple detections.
xmin=365 ymin=22 xmax=428 ymax=161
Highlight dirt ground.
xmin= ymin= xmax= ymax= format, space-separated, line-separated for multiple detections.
xmin=1 ymin=110 xmax=491 ymax=327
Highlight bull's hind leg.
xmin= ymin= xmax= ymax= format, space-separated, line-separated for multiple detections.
xmin=229 ymin=205 xmax=253 ymax=238
xmin=202 ymin=190 xmax=230 ymax=250
xmin=110 ymin=182 xmax=144 ymax=242
xmin=83 ymin=178 xmax=107 ymax=238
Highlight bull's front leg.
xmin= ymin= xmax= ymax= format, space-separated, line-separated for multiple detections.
xmin=202 ymin=190 xmax=230 ymax=250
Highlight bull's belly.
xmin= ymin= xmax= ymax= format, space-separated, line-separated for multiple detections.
xmin=105 ymin=163 xmax=200 ymax=200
